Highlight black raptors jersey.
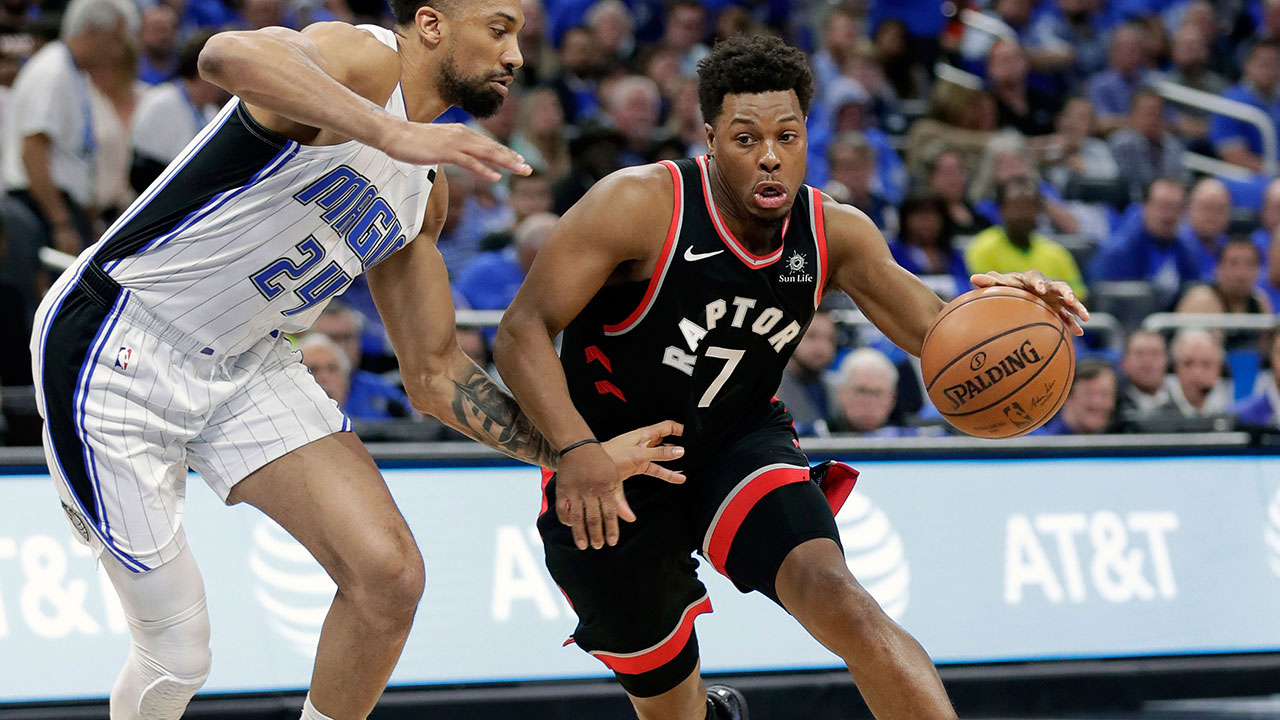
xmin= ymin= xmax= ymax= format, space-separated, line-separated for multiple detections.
xmin=560 ymin=156 xmax=828 ymax=470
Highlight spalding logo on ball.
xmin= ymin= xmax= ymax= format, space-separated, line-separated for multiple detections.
xmin=921 ymin=286 xmax=1075 ymax=438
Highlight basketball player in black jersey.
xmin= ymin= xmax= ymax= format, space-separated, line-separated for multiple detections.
xmin=495 ymin=36 xmax=1089 ymax=720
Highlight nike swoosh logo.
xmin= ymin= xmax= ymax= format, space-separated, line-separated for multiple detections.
xmin=684 ymin=247 xmax=724 ymax=262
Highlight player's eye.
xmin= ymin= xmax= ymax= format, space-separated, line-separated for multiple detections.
xmin=780 ymin=132 xmax=798 ymax=142
xmin=492 ymin=27 xmax=508 ymax=38
xmin=735 ymin=135 xmax=755 ymax=145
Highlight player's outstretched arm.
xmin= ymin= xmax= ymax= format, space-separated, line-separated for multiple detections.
xmin=495 ymin=166 xmax=681 ymax=550
xmin=198 ymin=23 xmax=528 ymax=180
xmin=824 ymin=196 xmax=945 ymax=357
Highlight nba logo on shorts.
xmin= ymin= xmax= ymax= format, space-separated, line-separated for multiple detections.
xmin=115 ymin=347 xmax=133 ymax=370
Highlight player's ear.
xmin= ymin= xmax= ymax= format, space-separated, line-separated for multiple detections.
xmin=704 ymin=123 xmax=715 ymax=158
xmin=414 ymin=4 xmax=446 ymax=49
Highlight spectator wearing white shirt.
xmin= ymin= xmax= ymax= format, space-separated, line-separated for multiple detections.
xmin=1 ymin=0 xmax=137 ymax=254
xmin=131 ymin=32 xmax=228 ymax=192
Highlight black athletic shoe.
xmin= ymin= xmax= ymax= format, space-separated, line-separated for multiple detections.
xmin=706 ymin=684 xmax=749 ymax=720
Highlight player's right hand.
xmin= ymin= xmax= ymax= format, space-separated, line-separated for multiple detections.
xmin=557 ymin=421 xmax=685 ymax=551
xmin=376 ymin=122 xmax=531 ymax=182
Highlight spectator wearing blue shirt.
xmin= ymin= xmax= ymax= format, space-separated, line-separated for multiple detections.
xmin=811 ymin=6 xmax=861 ymax=103
xmin=1090 ymin=178 xmax=1201 ymax=304
xmin=988 ymin=37 xmax=1061 ymax=136
xmin=1030 ymin=0 xmax=1111 ymax=87
xmin=824 ymin=132 xmax=896 ymax=234
xmin=299 ymin=333 xmax=411 ymax=423
xmin=1035 ymin=359 xmax=1119 ymax=434
xmin=888 ymin=192 xmax=971 ymax=299
xmin=1253 ymin=177 xmax=1280 ymax=255
xmin=1210 ymin=40 xmax=1280 ymax=172
xmin=455 ymin=212 xmax=556 ymax=343
xmin=1087 ymin=22 xmax=1155 ymax=135
xmin=1177 ymin=177 xmax=1233 ymax=280
xmin=136 ymin=6 xmax=177 ymax=84
xmin=1234 ymin=333 xmax=1280 ymax=428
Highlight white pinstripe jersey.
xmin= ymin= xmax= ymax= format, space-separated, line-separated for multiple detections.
xmin=91 ymin=25 xmax=437 ymax=356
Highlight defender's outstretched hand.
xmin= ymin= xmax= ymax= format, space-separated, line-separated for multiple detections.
xmin=971 ymin=270 xmax=1091 ymax=336
xmin=376 ymin=122 xmax=531 ymax=182
xmin=556 ymin=421 xmax=685 ymax=551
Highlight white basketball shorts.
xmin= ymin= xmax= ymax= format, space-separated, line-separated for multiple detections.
xmin=30 ymin=262 xmax=349 ymax=572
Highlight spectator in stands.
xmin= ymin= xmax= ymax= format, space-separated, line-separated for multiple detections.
xmin=776 ymin=311 xmax=836 ymax=437
xmin=825 ymin=132 xmax=894 ymax=233
xmin=969 ymin=131 xmax=1080 ymax=234
xmin=435 ymin=166 xmax=487 ymax=276
xmin=308 ymin=303 xmax=412 ymax=422
xmin=1030 ymin=0 xmax=1109 ymax=85
xmin=1262 ymin=229 xmax=1280 ymax=310
xmin=604 ymin=74 xmax=660 ymax=168
xmin=507 ymin=170 xmax=553 ymax=227
xmin=1253 ymin=177 xmax=1280 ymax=254
xmin=1179 ymin=177 xmax=1233 ymax=279
xmin=586 ymin=0 xmax=636 ymax=66
xmin=888 ymin=192 xmax=969 ymax=299
xmin=131 ymin=32 xmax=226 ymax=192
xmin=1037 ymin=358 xmax=1118 ymax=434
xmin=965 ymin=176 xmax=1088 ymax=299
xmin=1162 ymin=23 xmax=1228 ymax=142
xmin=2 ymin=0 xmax=138 ymax=254
xmin=828 ymin=347 xmax=912 ymax=437
xmin=552 ymin=120 xmax=624 ymax=214
xmin=957 ymin=0 xmax=1037 ymax=67
xmin=662 ymin=76 xmax=707 ymax=157
xmin=548 ymin=26 xmax=602 ymax=124
xmin=454 ymin=212 xmax=556 ymax=342
xmin=136 ymin=5 xmax=177 ymax=84
xmin=874 ymin=18 xmax=930 ymax=103
xmin=1088 ymin=22 xmax=1154 ymax=136
xmin=925 ymin=145 xmax=988 ymax=236
xmin=1119 ymin=329 xmax=1171 ymax=418
xmin=300 ymin=333 xmax=354 ymax=414
xmin=471 ymin=83 xmax=520 ymax=147
xmin=1039 ymin=96 xmax=1120 ymax=193
xmin=1233 ymin=332 xmax=1280 ymax=428
xmin=238 ymin=0 xmax=287 ymax=30
xmin=1090 ymin=178 xmax=1200 ymax=304
xmin=1210 ymin=40 xmax=1280 ymax=173
xmin=987 ymin=38 xmax=1060 ymax=137
xmin=1176 ymin=238 xmax=1274 ymax=348
xmin=662 ymin=0 xmax=708 ymax=76
xmin=816 ymin=76 xmax=909 ymax=205
xmin=845 ymin=39 xmax=908 ymax=135
xmin=811 ymin=5 xmax=862 ymax=100
xmin=510 ymin=87 xmax=570 ymax=181
xmin=1138 ymin=328 xmax=1233 ymax=427
xmin=1107 ymin=89 xmax=1188 ymax=202
xmin=516 ymin=0 xmax=554 ymax=86
xmin=905 ymin=80 xmax=997 ymax=177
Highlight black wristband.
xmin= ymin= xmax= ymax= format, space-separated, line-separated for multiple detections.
xmin=559 ymin=437 xmax=600 ymax=456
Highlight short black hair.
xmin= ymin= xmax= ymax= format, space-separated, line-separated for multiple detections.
xmin=996 ymin=176 xmax=1040 ymax=207
xmin=1074 ymin=357 xmax=1116 ymax=385
xmin=696 ymin=34 xmax=813 ymax=126
xmin=389 ymin=0 xmax=455 ymax=28
xmin=177 ymin=31 xmax=214 ymax=80
xmin=1218 ymin=235 xmax=1262 ymax=263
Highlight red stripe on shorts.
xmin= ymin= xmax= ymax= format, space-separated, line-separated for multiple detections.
xmin=589 ymin=594 xmax=713 ymax=675
xmin=539 ymin=467 xmax=554 ymax=516
xmin=703 ymin=464 xmax=810 ymax=576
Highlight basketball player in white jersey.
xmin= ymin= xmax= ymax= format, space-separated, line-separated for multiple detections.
xmin=29 ymin=1 xmax=685 ymax=719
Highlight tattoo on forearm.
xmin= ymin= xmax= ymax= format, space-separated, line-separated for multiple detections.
xmin=451 ymin=363 xmax=559 ymax=469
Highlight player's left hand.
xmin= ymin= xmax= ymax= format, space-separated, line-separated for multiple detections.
xmin=971 ymin=270 xmax=1090 ymax=336
xmin=600 ymin=420 xmax=686 ymax=486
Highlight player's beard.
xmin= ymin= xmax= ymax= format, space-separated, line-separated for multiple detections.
xmin=438 ymin=45 xmax=509 ymax=119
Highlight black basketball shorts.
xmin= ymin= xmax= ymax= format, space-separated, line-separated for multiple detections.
xmin=536 ymin=403 xmax=843 ymax=696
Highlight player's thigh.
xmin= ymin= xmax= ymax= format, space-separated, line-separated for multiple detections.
xmin=695 ymin=416 xmax=840 ymax=606
xmin=35 ymin=291 xmax=201 ymax=571
xmin=190 ymin=337 xmax=416 ymax=591
xmin=225 ymin=431 xmax=420 ymax=593
xmin=539 ymin=475 xmax=708 ymax=671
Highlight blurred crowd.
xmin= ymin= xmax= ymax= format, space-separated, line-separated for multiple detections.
xmin=1 ymin=0 xmax=1279 ymax=445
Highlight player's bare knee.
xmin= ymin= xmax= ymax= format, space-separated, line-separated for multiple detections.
xmin=347 ymin=536 xmax=425 ymax=626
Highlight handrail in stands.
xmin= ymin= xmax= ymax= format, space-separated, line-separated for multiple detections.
xmin=1143 ymin=312 xmax=1279 ymax=333
xmin=1151 ymin=79 xmax=1279 ymax=178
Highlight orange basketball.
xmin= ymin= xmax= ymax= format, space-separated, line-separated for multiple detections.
xmin=921 ymin=286 xmax=1075 ymax=439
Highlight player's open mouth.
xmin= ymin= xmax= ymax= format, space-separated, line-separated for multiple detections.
xmin=753 ymin=182 xmax=787 ymax=210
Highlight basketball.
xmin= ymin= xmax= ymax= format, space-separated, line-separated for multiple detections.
xmin=921 ymin=286 xmax=1075 ymax=439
